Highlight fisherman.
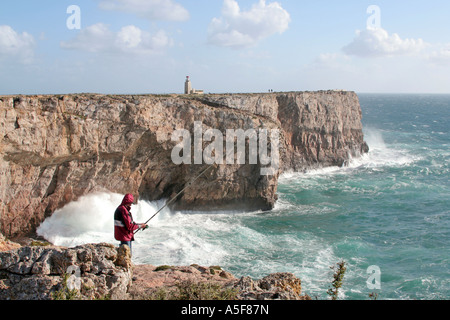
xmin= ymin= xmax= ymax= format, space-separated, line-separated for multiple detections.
xmin=114 ymin=194 xmax=148 ymax=256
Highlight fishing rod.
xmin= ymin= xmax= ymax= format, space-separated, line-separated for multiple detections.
xmin=135 ymin=164 xmax=215 ymax=234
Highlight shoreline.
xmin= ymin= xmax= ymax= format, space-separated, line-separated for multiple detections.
xmin=0 ymin=239 xmax=311 ymax=300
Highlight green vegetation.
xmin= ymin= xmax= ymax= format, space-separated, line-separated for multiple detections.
xmin=327 ymin=260 xmax=347 ymax=300
xmin=145 ymin=280 xmax=238 ymax=300
xmin=175 ymin=281 xmax=238 ymax=300
xmin=52 ymin=273 xmax=111 ymax=300
xmin=369 ymin=292 xmax=380 ymax=300
xmin=209 ymin=265 xmax=222 ymax=270
xmin=52 ymin=273 xmax=80 ymax=300
xmin=30 ymin=240 xmax=51 ymax=247
xmin=154 ymin=265 xmax=174 ymax=272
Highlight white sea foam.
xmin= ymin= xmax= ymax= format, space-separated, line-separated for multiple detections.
xmin=36 ymin=190 xmax=361 ymax=299
xmin=348 ymin=128 xmax=417 ymax=168
xmin=37 ymin=192 xmax=118 ymax=247
xmin=280 ymin=128 xmax=417 ymax=183
xmin=36 ymin=192 xmax=163 ymax=247
xmin=36 ymin=129 xmax=409 ymax=262
xmin=36 ymin=192 xmax=245 ymax=266
xmin=36 ymin=191 xmax=335 ymax=283
xmin=134 ymin=210 xmax=238 ymax=266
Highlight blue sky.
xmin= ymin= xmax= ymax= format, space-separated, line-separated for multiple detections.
xmin=1 ymin=0 xmax=450 ymax=94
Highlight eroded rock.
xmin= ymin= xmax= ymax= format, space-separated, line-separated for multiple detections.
xmin=0 ymin=91 xmax=368 ymax=237
xmin=0 ymin=243 xmax=131 ymax=300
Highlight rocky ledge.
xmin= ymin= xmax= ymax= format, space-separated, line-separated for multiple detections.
xmin=0 ymin=241 xmax=310 ymax=300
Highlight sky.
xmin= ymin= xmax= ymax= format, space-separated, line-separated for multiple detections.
xmin=1 ymin=0 xmax=450 ymax=95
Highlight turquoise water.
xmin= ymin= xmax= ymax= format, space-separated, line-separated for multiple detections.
xmin=38 ymin=94 xmax=450 ymax=300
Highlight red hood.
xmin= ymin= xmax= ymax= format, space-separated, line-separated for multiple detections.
xmin=121 ymin=194 xmax=134 ymax=206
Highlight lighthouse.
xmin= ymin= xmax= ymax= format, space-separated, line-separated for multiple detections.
xmin=184 ymin=76 xmax=204 ymax=95
xmin=184 ymin=76 xmax=192 ymax=94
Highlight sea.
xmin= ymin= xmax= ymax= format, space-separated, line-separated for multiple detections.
xmin=36 ymin=94 xmax=450 ymax=300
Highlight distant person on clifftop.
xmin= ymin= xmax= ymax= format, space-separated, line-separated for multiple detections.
xmin=114 ymin=194 xmax=148 ymax=257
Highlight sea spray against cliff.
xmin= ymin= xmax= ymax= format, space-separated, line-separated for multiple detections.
xmin=355 ymin=128 xmax=418 ymax=168
xmin=36 ymin=192 xmax=232 ymax=266
xmin=36 ymin=193 xmax=164 ymax=247
xmin=286 ymin=127 xmax=417 ymax=177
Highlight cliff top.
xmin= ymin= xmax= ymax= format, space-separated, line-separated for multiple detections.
xmin=0 ymin=89 xmax=354 ymax=99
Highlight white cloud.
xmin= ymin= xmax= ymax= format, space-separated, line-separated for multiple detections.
xmin=98 ymin=0 xmax=189 ymax=21
xmin=0 ymin=25 xmax=35 ymax=63
xmin=343 ymin=27 xmax=427 ymax=58
xmin=61 ymin=23 xmax=173 ymax=54
xmin=208 ymin=0 xmax=290 ymax=49
xmin=314 ymin=53 xmax=350 ymax=66
xmin=427 ymin=46 xmax=450 ymax=66
xmin=61 ymin=23 xmax=114 ymax=53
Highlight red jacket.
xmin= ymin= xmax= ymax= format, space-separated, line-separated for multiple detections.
xmin=114 ymin=202 xmax=140 ymax=242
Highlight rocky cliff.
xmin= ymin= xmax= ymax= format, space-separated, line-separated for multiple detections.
xmin=0 ymin=91 xmax=368 ymax=238
xmin=0 ymin=242 xmax=133 ymax=300
xmin=0 ymin=242 xmax=310 ymax=300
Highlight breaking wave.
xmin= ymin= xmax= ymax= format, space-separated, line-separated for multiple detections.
xmin=280 ymin=127 xmax=417 ymax=182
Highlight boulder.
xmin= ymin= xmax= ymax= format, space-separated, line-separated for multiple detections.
xmin=0 ymin=243 xmax=132 ymax=300
xmin=235 ymin=273 xmax=311 ymax=300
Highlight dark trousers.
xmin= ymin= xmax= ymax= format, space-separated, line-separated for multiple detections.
xmin=120 ymin=241 xmax=133 ymax=257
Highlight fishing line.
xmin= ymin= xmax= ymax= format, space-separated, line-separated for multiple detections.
xmin=135 ymin=164 xmax=215 ymax=234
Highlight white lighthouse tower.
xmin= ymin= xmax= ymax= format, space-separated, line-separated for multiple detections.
xmin=184 ymin=76 xmax=204 ymax=95
xmin=185 ymin=76 xmax=192 ymax=94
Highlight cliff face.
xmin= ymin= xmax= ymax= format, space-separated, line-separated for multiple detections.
xmin=0 ymin=91 xmax=368 ymax=237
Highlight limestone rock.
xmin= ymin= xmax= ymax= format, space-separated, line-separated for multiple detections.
xmin=235 ymin=272 xmax=311 ymax=300
xmin=128 ymin=265 xmax=310 ymax=300
xmin=129 ymin=264 xmax=237 ymax=297
xmin=0 ymin=242 xmax=311 ymax=301
xmin=0 ymin=234 xmax=21 ymax=252
xmin=115 ymin=244 xmax=132 ymax=270
xmin=0 ymin=243 xmax=132 ymax=300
